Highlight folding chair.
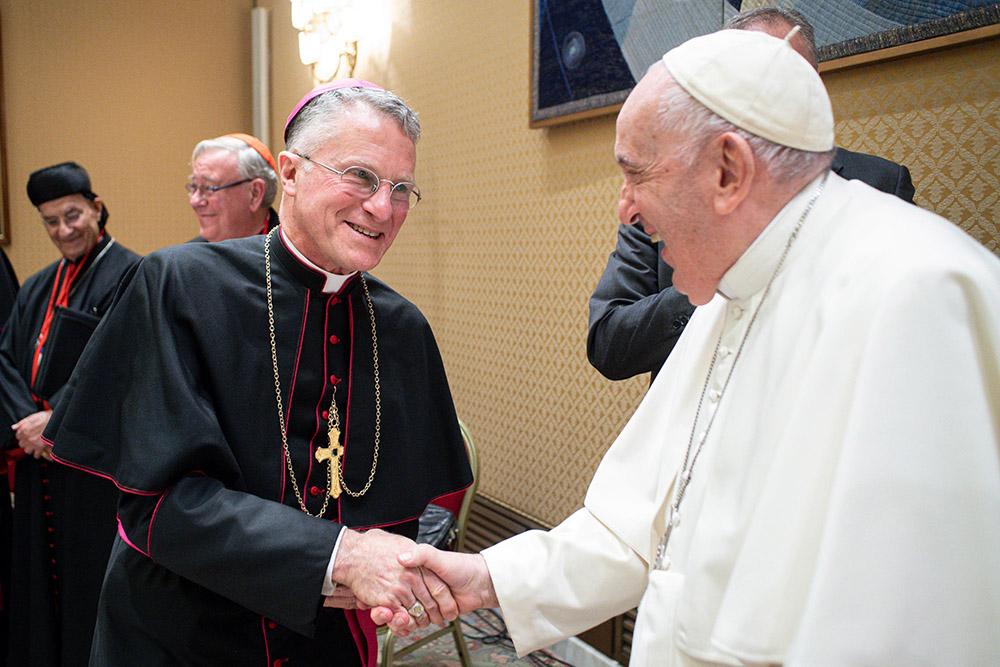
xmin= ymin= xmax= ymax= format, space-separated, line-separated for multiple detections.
xmin=380 ymin=419 xmax=479 ymax=667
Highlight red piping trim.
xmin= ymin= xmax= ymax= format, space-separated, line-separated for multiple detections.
xmin=49 ymin=450 xmax=162 ymax=496
xmin=148 ymin=490 xmax=170 ymax=556
xmin=302 ymin=296 xmax=331 ymax=486
xmin=261 ymin=617 xmax=272 ymax=666
xmin=339 ymin=293 xmax=356 ymax=522
xmin=315 ymin=302 xmax=329 ymax=457
xmin=116 ymin=518 xmax=150 ymax=558
xmin=278 ymin=289 xmax=312 ymax=504
xmin=289 ymin=295 xmax=309 ymax=466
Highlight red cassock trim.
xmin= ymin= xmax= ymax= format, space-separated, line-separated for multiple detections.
xmin=116 ymin=518 xmax=149 ymax=558
xmin=48 ymin=441 xmax=162 ymax=496
xmin=336 ymin=286 xmax=355 ymax=522
xmin=345 ymin=609 xmax=377 ymax=666
xmin=429 ymin=488 xmax=466 ymax=518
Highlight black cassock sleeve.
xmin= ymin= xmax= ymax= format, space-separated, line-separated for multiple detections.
xmin=119 ymin=476 xmax=341 ymax=635
xmin=0 ymin=283 xmax=44 ymax=438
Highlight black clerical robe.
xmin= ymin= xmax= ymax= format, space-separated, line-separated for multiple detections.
xmin=0 ymin=234 xmax=140 ymax=667
xmin=45 ymin=232 xmax=472 ymax=666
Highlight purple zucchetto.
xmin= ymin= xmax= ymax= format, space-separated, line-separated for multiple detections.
xmin=283 ymin=78 xmax=384 ymax=141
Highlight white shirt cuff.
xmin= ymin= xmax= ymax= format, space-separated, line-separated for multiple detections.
xmin=321 ymin=528 xmax=346 ymax=596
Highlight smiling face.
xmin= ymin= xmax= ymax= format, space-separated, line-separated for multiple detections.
xmin=189 ymin=148 xmax=260 ymax=242
xmin=614 ymin=67 xmax=724 ymax=306
xmin=38 ymin=194 xmax=103 ymax=261
xmin=278 ymin=105 xmax=416 ymax=275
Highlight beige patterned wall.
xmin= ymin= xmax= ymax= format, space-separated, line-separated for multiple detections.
xmin=1 ymin=0 xmax=258 ymax=278
xmin=826 ymin=41 xmax=1000 ymax=254
xmin=367 ymin=0 xmax=647 ymax=528
xmin=364 ymin=2 xmax=1000 ymax=528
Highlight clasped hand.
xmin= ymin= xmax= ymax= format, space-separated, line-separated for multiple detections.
xmin=323 ymin=529 xmax=497 ymax=636
xmin=12 ymin=410 xmax=53 ymax=459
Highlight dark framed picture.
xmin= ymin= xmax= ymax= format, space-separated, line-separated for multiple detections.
xmin=530 ymin=0 xmax=1000 ymax=128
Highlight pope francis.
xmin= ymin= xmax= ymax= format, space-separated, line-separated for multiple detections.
xmin=370 ymin=28 xmax=1000 ymax=666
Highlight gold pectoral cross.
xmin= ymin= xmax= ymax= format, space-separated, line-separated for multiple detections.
xmin=315 ymin=427 xmax=343 ymax=498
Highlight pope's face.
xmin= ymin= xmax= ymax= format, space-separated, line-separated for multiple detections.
xmin=189 ymin=148 xmax=257 ymax=242
xmin=614 ymin=69 xmax=719 ymax=306
xmin=280 ymin=107 xmax=416 ymax=275
xmin=38 ymin=194 xmax=102 ymax=261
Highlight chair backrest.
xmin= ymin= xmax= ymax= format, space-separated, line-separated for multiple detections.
xmin=455 ymin=419 xmax=479 ymax=552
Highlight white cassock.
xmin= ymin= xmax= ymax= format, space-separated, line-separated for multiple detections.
xmin=483 ymin=173 xmax=1000 ymax=666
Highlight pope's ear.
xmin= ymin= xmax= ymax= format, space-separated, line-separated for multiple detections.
xmin=713 ymin=132 xmax=754 ymax=215
xmin=278 ymin=151 xmax=299 ymax=197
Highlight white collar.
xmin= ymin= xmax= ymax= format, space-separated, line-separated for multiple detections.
xmin=278 ymin=227 xmax=356 ymax=294
xmin=717 ymin=173 xmax=827 ymax=301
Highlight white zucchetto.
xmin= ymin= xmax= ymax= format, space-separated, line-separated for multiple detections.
xmin=662 ymin=28 xmax=835 ymax=152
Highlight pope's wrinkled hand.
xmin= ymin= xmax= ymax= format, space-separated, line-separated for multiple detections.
xmin=370 ymin=544 xmax=499 ymax=636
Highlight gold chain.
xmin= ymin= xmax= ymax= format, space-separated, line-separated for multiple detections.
xmin=265 ymin=230 xmax=382 ymax=517
xmin=334 ymin=276 xmax=381 ymax=497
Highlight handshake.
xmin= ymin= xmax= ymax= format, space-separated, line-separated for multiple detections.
xmin=324 ymin=528 xmax=499 ymax=636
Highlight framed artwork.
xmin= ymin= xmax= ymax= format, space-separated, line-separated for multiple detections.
xmin=530 ymin=0 xmax=1000 ymax=127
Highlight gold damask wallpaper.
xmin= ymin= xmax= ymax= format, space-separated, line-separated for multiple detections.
xmin=368 ymin=0 xmax=1000 ymax=528
xmin=826 ymin=41 xmax=1000 ymax=254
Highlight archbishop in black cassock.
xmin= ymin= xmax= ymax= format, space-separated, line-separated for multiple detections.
xmin=46 ymin=233 xmax=471 ymax=665
xmin=45 ymin=75 xmax=472 ymax=667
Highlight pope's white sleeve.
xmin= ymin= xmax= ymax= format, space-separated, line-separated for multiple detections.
xmin=482 ymin=507 xmax=648 ymax=656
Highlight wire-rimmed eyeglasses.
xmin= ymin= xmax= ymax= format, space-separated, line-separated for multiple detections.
xmin=185 ymin=178 xmax=252 ymax=198
xmin=295 ymin=153 xmax=421 ymax=210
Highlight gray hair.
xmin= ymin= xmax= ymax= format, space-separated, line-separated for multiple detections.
xmin=725 ymin=8 xmax=819 ymax=70
xmin=191 ymin=136 xmax=278 ymax=206
xmin=284 ymin=87 xmax=421 ymax=157
xmin=656 ymin=75 xmax=835 ymax=186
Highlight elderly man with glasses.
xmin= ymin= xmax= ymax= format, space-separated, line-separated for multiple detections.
xmin=187 ymin=132 xmax=281 ymax=242
xmin=43 ymin=81 xmax=472 ymax=666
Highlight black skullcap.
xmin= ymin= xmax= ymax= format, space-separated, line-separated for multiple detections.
xmin=27 ymin=162 xmax=98 ymax=207
xmin=26 ymin=161 xmax=108 ymax=228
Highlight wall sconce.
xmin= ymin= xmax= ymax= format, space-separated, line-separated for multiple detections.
xmin=291 ymin=0 xmax=363 ymax=83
